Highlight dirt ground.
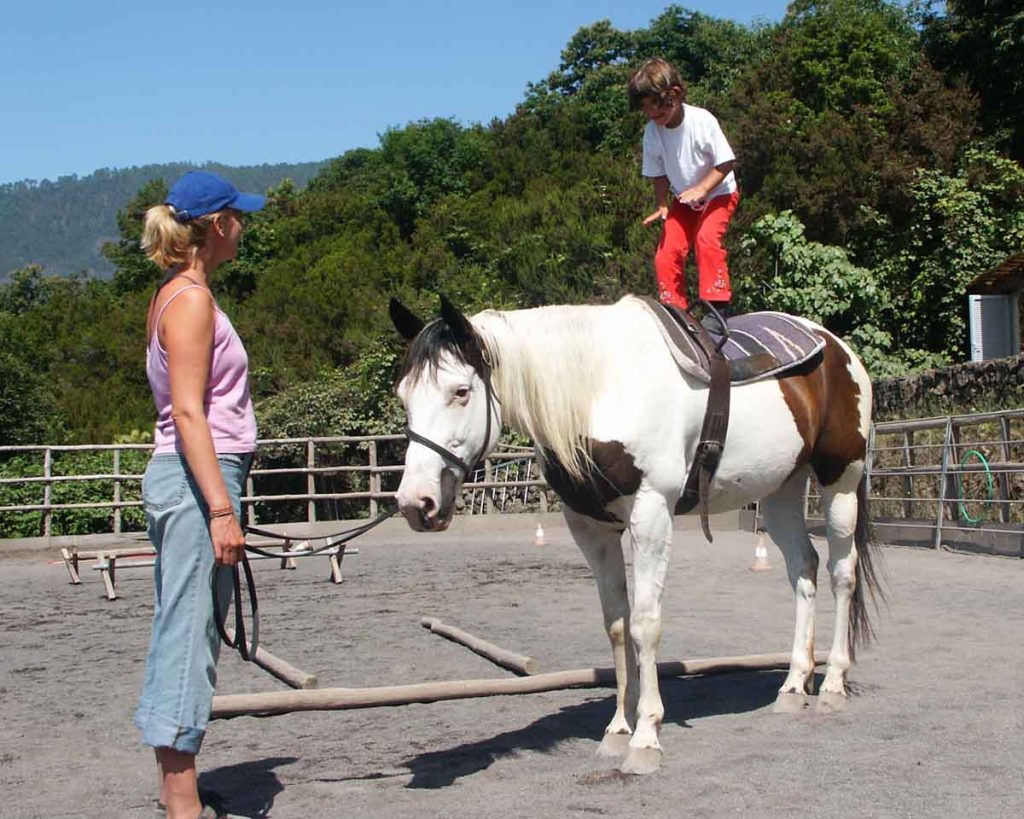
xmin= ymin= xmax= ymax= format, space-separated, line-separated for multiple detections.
xmin=1 ymin=514 xmax=1022 ymax=819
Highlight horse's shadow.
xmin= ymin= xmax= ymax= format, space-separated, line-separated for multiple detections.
xmin=198 ymin=755 xmax=296 ymax=818
xmin=403 ymin=669 xmax=796 ymax=788
xmin=193 ymin=670 xmax=808 ymax=806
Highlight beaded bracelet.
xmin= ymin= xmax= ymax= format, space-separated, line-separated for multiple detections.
xmin=208 ymin=505 xmax=235 ymax=519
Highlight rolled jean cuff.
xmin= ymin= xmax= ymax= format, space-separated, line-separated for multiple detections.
xmin=134 ymin=700 xmax=205 ymax=754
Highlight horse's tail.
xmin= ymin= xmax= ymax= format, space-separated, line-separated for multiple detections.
xmin=849 ymin=471 xmax=885 ymax=659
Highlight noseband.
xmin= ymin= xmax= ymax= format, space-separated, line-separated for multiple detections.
xmin=402 ymin=350 xmax=497 ymax=478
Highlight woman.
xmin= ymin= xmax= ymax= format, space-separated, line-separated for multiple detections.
xmin=135 ymin=171 xmax=264 ymax=819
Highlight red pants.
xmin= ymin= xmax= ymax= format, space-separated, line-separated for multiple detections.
xmin=655 ymin=191 xmax=739 ymax=309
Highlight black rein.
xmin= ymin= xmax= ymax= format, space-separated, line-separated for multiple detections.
xmin=214 ymin=510 xmax=394 ymax=661
xmin=219 ymin=340 xmax=498 ymax=663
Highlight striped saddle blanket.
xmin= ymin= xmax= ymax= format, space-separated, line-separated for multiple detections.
xmin=634 ymin=296 xmax=825 ymax=386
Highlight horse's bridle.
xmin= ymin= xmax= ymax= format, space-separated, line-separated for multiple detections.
xmin=402 ymin=350 xmax=498 ymax=478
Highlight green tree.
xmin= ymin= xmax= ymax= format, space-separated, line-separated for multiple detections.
xmin=102 ymin=178 xmax=166 ymax=294
xmin=881 ymin=148 xmax=1024 ymax=360
xmin=5 ymin=0 xmax=1023 ymax=452
xmin=721 ymin=0 xmax=977 ymax=254
xmin=524 ymin=7 xmax=766 ymax=155
xmin=0 ymin=268 xmax=151 ymax=442
xmin=0 ymin=267 xmax=67 ymax=442
xmin=376 ymin=119 xmax=491 ymax=239
xmin=0 ymin=264 xmax=48 ymax=314
xmin=738 ymin=209 xmax=947 ymax=377
xmin=633 ymin=5 xmax=770 ymax=99
xmin=217 ymin=179 xmax=298 ymax=303
xmin=0 ymin=348 xmax=61 ymax=444
xmin=923 ymin=0 xmax=1024 ymax=160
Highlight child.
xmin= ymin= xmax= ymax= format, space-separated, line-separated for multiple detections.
xmin=628 ymin=57 xmax=739 ymax=313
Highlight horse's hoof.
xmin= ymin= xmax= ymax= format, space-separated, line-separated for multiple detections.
xmin=596 ymin=732 xmax=631 ymax=758
xmin=771 ymin=692 xmax=808 ymax=714
xmin=815 ymin=691 xmax=847 ymax=714
xmin=620 ymin=746 xmax=662 ymax=775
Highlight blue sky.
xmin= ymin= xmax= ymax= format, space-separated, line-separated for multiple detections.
xmin=2 ymin=1 xmax=790 ymax=185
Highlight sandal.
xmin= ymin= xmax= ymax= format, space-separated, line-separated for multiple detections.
xmin=154 ymin=798 xmax=231 ymax=818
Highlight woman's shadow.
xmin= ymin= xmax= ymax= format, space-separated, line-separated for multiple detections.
xmin=198 ymin=755 xmax=297 ymax=818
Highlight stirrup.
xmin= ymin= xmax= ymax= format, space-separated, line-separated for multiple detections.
xmin=699 ymin=300 xmax=730 ymax=335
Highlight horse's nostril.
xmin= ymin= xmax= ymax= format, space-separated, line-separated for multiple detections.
xmin=420 ymin=495 xmax=436 ymax=517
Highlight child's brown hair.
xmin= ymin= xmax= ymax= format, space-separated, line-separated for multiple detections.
xmin=627 ymin=57 xmax=687 ymax=111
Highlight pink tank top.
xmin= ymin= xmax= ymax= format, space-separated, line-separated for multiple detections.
xmin=147 ymin=283 xmax=257 ymax=454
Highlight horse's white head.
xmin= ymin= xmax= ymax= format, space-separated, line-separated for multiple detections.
xmin=390 ymin=296 xmax=502 ymax=532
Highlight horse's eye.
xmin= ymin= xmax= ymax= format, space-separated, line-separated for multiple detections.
xmin=454 ymin=386 xmax=471 ymax=400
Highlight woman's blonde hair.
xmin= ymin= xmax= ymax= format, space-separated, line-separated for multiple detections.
xmin=141 ymin=206 xmax=222 ymax=269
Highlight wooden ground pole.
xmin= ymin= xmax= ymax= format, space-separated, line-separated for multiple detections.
xmin=211 ymin=651 xmax=826 ymax=719
xmin=223 ymin=627 xmax=319 ymax=690
xmin=420 ymin=616 xmax=539 ymax=676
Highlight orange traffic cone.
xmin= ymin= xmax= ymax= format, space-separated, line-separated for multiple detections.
xmin=750 ymin=531 xmax=771 ymax=571
xmin=533 ymin=522 xmax=546 ymax=547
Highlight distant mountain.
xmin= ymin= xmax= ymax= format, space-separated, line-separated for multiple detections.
xmin=0 ymin=160 xmax=327 ymax=280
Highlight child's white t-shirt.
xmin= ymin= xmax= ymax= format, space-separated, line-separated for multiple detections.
xmin=642 ymin=103 xmax=737 ymax=205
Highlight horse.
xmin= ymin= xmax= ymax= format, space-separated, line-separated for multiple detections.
xmin=388 ymin=293 xmax=881 ymax=775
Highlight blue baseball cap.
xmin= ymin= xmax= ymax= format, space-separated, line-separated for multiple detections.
xmin=165 ymin=171 xmax=266 ymax=222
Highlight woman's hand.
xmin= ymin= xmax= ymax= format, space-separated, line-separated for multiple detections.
xmin=210 ymin=513 xmax=246 ymax=566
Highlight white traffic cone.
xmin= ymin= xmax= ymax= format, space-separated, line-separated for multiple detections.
xmin=750 ymin=531 xmax=771 ymax=571
xmin=533 ymin=521 xmax=546 ymax=547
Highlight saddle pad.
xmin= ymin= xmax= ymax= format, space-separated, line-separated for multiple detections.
xmin=633 ymin=296 xmax=826 ymax=385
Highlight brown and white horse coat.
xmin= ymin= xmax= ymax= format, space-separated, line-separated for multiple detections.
xmin=391 ymin=294 xmax=880 ymax=774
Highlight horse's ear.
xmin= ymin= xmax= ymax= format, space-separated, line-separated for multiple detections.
xmin=389 ymin=297 xmax=425 ymax=341
xmin=438 ymin=294 xmax=475 ymax=346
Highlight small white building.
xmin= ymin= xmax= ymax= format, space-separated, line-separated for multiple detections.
xmin=966 ymin=253 xmax=1023 ymax=361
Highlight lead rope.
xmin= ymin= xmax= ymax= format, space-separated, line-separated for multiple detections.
xmin=213 ymin=509 xmax=395 ymax=661
xmin=213 ymin=552 xmax=258 ymax=660
xmin=217 ymin=343 xmax=495 ymax=661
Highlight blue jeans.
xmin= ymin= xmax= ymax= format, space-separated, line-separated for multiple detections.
xmin=133 ymin=452 xmax=251 ymax=754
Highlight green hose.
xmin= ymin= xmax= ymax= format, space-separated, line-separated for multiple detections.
xmin=956 ymin=449 xmax=994 ymax=525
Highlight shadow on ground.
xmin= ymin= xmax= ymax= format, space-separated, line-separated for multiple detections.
xmin=199 ymin=755 xmax=297 ymax=818
xmin=400 ymin=669 xmax=788 ymax=788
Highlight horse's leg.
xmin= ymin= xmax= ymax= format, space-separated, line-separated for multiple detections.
xmin=563 ymin=508 xmax=637 ymax=758
xmin=762 ymin=469 xmax=819 ymax=712
xmin=816 ymin=466 xmax=862 ymax=712
xmin=621 ymin=482 xmax=673 ymax=774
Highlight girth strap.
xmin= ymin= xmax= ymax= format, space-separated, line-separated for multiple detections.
xmin=664 ymin=302 xmax=732 ymax=543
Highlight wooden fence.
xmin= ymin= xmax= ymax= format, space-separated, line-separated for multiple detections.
xmin=2 ymin=408 xmax=1022 ymax=556
xmin=0 ymin=436 xmax=547 ymax=538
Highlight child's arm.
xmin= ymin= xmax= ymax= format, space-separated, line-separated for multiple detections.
xmin=642 ymin=176 xmax=672 ymax=225
xmin=677 ymin=160 xmax=735 ymax=207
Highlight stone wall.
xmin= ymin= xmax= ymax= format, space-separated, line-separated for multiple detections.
xmin=873 ymin=353 xmax=1024 ymax=420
